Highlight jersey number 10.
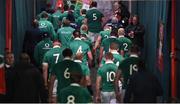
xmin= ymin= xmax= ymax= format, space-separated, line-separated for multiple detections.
xmin=107 ymin=71 xmax=115 ymax=82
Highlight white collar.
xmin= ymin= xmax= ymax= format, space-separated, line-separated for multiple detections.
xmin=70 ymin=83 xmax=80 ymax=87
xmin=105 ymin=60 xmax=114 ymax=64
xmin=90 ymin=7 xmax=97 ymax=10
xmin=53 ymin=45 xmax=60 ymax=48
xmin=130 ymin=54 xmax=138 ymax=58
xmin=5 ymin=64 xmax=11 ymax=68
xmin=118 ymin=35 xmax=124 ymax=38
xmin=75 ymin=38 xmax=81 ymax=40
xmin=110 ymin=50 xmax=119 ymax=54
xmin=110 ymin=36 xmax=116 ymax=38
xmin=74 ymin=60 xmax=82 ymax=63
xmin=64 ymin=57 xmax=72 ymax=60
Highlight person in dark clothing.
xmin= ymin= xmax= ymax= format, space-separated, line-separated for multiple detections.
xmin=125 ymin=15 xmax=145 ymax=49
xmin=23 ymin=19 xmax=43 ymax=66
xmin=124 ymin=60 xmax=163 ymax=103
xmin=4 ymin=52 xmax=15 ymax=102
xmin=12 ymin=53 xmax=48 ymax=103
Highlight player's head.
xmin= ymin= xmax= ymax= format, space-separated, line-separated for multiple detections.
xmin=63 ymin=4 xmax=69 ymax=11
xmin=70 ymin=72 xmax=83 ymax=84
xmin=74 ymin=53 xmax=83 ymax=61
xmin=118 ymin=28 xmax=125 ymax=36
xmin=41 ymin=31 xmax=50 ymax=39
xmin=105 ymin=52 xmax=114 ymax=61
xmin=104 ymin=25 xmax=112 ymax=31
xmin=73 ymin=30 xmax=81 ymax=38
xmin=90 ymin=1 xmax=97 ymax=8
xmin=19 ymin=53 xmax=30 ymax=64
xmin=5 ymin=52 xmax=14 ymax=66
xmin=110 ymin=29 xmax=118 ymax=37
xmin=80 ymin=24 xmax=88 ymax=32
xmin=62 ymin=18 xmax=70 ymax=26
xmin=53 ymin=40 xmax=61 ymax=47
xmin=62 ymin=48 xmax=73 ymax=58
xmin=110 ymin=42 xmax=119 ymax=51
xmin=132 ymin=15 xmax=139 ymax=25
xmin=41 ymin=11 xmax=49 ymax=19
xmin=130 ymin=44 xmax=140 ymax=55
xmin=80 ymin=9 xmax=86 ymax=15
xmin=32 ymin=19 xmax=39 ymax=28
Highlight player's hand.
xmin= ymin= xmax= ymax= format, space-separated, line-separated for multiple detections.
xmin=95 ymin=96 xmax=101 ymax=103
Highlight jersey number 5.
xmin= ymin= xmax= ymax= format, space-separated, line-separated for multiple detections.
xmin=93 ymin=13 xmax=97 ymax=21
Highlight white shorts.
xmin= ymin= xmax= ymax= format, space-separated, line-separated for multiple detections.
xmin=101 ymin=91 xmax=116 ymax=103
xmin=87 ymin=31 xmax=99 ymax=43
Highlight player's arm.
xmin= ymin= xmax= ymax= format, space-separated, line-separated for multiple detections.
xmin=99 ymin=47 xmax=104 ymax=65
xmin=42 ymin=62 xmax=49 ymax=88
xmin=115 ymin=69 xmax=122 ymax=103
xmin=95 ymin=76 xmax=102 ymax=103
xmin=48 ymin=74 xmax=56 ymax=103
xmin=83 ymin=18 xmax=88 ymax=25
xmin=94 ymin=35 xmax=102 ymax=51
xmin=87 ymin=51 xmax=93 ymax=67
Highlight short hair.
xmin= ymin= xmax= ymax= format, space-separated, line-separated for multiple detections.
xmin=110 ymin=42 xmax=119 ymax=50
xmin=110 ymin=29 xmax=118 ymax=37
xmin=130 ymin=44 xmax=139 ymax=53
xmin=73 ymin=30 xmax=81 ymax=37
xmin=91 ymin=1 xmax=97 ymax=7
xmin=70 ymin=72 xmax=83 ymax=83
xmin=62 ymin=48 xmax=73 ymax=58
xmin=105 ymin=52 xmax=114 ymax=60
xmin=19 ymin=53 xmax=30 ymax=63
xmin=41 ymin=32 xmax=50 ymax=38
xmin=32 ymin=19 xmax=39 ymax=28
xmin=118 ymin=28 xmax=125 ymax=36
xmin=53 ymin=40 xmax=61 ymax=46
xmin=62 ymin=18 xmax=70 ymax=26
xmin=41 ymin=11 xmax=49 ymax=18
xmin=70 ymin=5 xmax=75 ymax=10
xmin=64 ymin=4 xmax=69 ymax=11
xmin=81 ymin=9 xmax=86 ymax=15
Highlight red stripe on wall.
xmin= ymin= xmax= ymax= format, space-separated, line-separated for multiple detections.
xmin=5 ymin=0 xmax=12 ymax=52
xmin=171 ymin=0 xmax=176 ymax=98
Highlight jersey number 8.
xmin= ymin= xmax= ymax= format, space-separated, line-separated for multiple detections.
xmin=67 ymin=95 xmax=75 ymax=104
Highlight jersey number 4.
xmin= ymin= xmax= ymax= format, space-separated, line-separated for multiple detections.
xmin=76 ymin=46 xmax=82 ymax=54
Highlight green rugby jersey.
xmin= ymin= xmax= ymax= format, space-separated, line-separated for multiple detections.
xmin=97 ymin=61 xmax=118 ymax=92
xmin=59 ymin=83 xmax=92 ymax=103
